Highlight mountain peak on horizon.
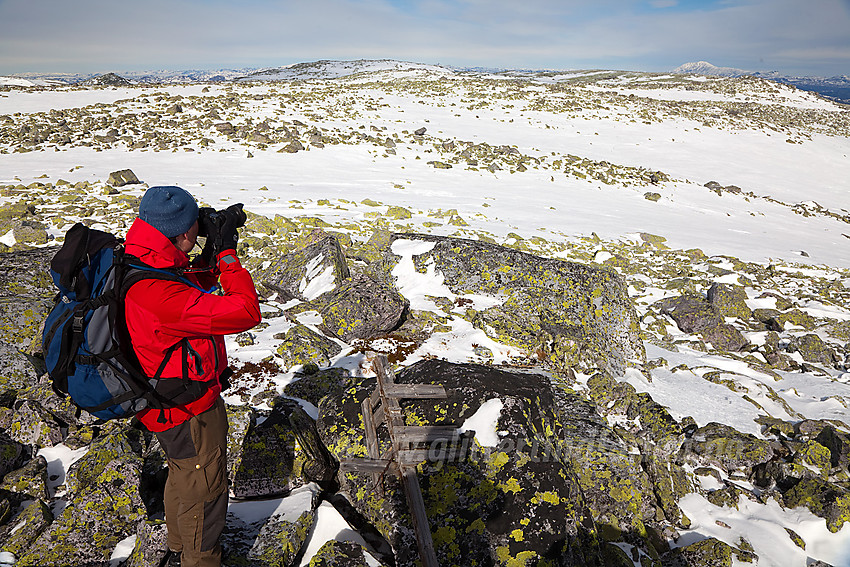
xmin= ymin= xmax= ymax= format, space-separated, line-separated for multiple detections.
xmin=673 ymin=61 xmax=748 ymax=77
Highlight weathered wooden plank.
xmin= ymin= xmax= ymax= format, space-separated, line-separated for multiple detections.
xmin=394 ymin=425 xmax=459 ymax=444
xmin=401 ymin=466 xmax=439 ymax=567
xmin=369 ymin=387 xmax=381 ymax=410
xmin=361 ymin=398 xmax=380 ymax=460
xmin=372 ymin=404 xmax=385 ymax=427
xmin=361 ymin=397 xmax=382 ymax=492
xmin=397 ymin=449 xmax=430 ymax=465
xmin=339 ymin=458 xmax=398 ymax=475
xmin=381 ymin=383 xmax=448 ymax=399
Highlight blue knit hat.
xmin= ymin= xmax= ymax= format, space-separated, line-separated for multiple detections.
xmin=139 ymin=186 xmax=199 ymax=238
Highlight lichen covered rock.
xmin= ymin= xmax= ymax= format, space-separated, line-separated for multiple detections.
xmin=16 ymin=455 xmax=147 ymax=566
xmin=313 ymin=273 xmax=408 ymax=342
xmin=261 ymin=235 xmax=350 ymax=301
xmin=308 ymin=539 xmax=376 ymax=566
xmin=386 ymin=234 xmax=645 ymax=375
xmin=789 ymin=334 xmax=840 ymax=368
xmin=247 ymin=507 xmax=316 ymax=566
xmin=284 ymin=366 xmax=353 ymax=407
xmin=318 ymin=359 xmax=676 ymax=566
xmin=680 ymin=422 xmax=773 ymax=475
xmin=0 ymin=499 xmax=53 ymax=558
xmin=661 ymin=537 xmax=737 ymax=566
xmin=783 ymin=478 xmax=850 ymax=532
xmin=276 ymin=323 xmax=343 ymax=369
xmin=229 ymin=399 xmax=305 ymax=499
xmin=125 ymin=520 xmax=169 ymax=567
xmin=0 ymin=247 xmax=55 ymax=354
xmin=707 ymin=282 xmax=752 ymax=320
xmin=0 ymin=454 xmax=49 ymax=500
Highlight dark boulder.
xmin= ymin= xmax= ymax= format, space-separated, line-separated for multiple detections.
xmin=658 ymin=294 xmax=748 ymax=351
xmin=658 ymin=294 xmax=721 ymax=334
xmin=0 ymin=431 xmax=30 ymax=480
xmin=107 ymin=168 xmax=141 ymax=187
xmin=261 ymin=235 xmax=350 ymax=301
xmin=313 ymin=273 xmax=408 ymax=342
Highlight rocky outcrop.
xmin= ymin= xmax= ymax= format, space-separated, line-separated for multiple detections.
xmin=0 ymin=247 xmax=55 ymax=354
xmin=385 ymin=233 xmax=645 ymax=375
xmin=313 ymin=273 xmax=408 ymax=342
xmin=261 ymin=235 xmax=350 ymax=301
xmin=658 ymin=293 xmax=749 ymax=351
xmin=318 ymin=359 xmax=681 ymax=566
xmin=229 ymin=399 xmax=304 ymax=499
xmin=106 ymin=169 xmax=141 ymax=187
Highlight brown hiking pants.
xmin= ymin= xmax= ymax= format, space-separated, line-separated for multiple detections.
xmin=155 ymin=396 xmax=229 ymax=567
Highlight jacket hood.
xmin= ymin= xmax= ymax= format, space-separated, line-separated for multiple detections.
xmin=125 ymin=217 xmax=190 ymax=269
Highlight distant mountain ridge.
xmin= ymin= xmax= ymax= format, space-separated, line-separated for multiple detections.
xmin=674 ymin=60 xmax=850 ymax=104
xmin=237 ymin=59 xmax=453 ymax=81
xmin=3 ymin=59 xmax=849 ymax=103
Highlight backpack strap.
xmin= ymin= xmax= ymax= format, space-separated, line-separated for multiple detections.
xmin=114 ymin=251 xmax=218 ymax=419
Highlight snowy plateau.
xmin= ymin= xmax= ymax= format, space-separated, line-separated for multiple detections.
xmin=1 ymin=59 xmax=850 ymax=566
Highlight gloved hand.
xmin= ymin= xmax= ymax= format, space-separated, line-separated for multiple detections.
xmin=216 ymin=203 xmax=245 ymax=256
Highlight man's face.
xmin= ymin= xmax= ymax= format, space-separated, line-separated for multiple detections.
xmin=176 ymin=220 xmax=199 ymax=253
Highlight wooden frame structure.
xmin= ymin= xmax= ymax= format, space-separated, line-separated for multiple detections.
xmin=339 ymin=354 xmax=456 ymax=567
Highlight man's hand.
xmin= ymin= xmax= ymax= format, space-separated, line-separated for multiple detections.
xmin=217 ymin=204 xmax=245 ymax=254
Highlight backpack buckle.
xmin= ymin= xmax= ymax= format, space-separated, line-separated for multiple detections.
xmin=72 ymin=315 xmax=85 ymax=333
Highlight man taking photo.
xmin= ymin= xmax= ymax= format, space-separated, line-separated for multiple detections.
xmin=123 ymin=185 xmax=261 ymax=567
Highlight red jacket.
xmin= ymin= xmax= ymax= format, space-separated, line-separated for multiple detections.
xmin=123 ymin=218 xmax=261 ymax=432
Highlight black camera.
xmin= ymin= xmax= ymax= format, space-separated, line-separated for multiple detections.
xmin=197 ymin=204 xmax=247 ymax=237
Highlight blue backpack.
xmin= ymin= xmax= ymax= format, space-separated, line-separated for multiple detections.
xmin=42 ymin=223 xmax=215 ymax=421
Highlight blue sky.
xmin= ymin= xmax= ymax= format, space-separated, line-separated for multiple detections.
xmin=0 ymin=0 xmax=848 ymax=76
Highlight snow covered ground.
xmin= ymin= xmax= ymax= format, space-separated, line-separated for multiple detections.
xmin=2 ymin=62 xmax=849 ymax=565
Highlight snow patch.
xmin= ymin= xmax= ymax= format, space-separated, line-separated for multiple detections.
xmin=458 ymin=398 xmax=504 ymax=447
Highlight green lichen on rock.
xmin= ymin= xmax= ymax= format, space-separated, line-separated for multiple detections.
xmin=64 ymin=424 xmax=142 ymax=495
xmin=229 ymin=400 xmax=303 ymax=499
xmin=305 ymin=273 xmax=408 ymax=343
xmin=275 ymin=323 xmax=342 ymax=369
xmin=680 ymin=422 xmax=773 ymax=474
xmin=783 ymin=477 xmax=850 ymax=532
xmin=284 ymin=367 xmax=352 ymax=407
xmin=247 ymin=508 xmax=315 ymax=566
xmin=796 ymin=440 xmax=832 ymax=476
xmin=789 ymin=334 xmax=839 ymax=367
xmin=784 ymin=527 xmax=806 ymax=550
xmin=386 ymin=233 xmax=645 ymax=376
xmin=707 ymin=283 xmax=752 ymax=320
xmin=772 ymin=308 xmax=816 ymax=330
xmin=385 ymin=206 xmax=413 ymax=219
xmin=0 ymin=499 xmax=53 ymax=557
xmin=16 ymin=456 xmax=147 ymax=566
xmin=661 ymin=537 xmax=736 ymax=567
xmin=308 ymin=539 xmax=374 ymax=566
xmin=260 ymin=235 xmax=350 ymax=301
xmin=0 ymin=454 xmax=49 ymax=500
xmin=316 ymin=359 xmax=679 ymax=566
